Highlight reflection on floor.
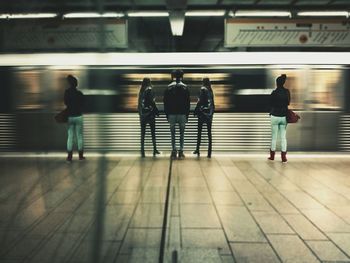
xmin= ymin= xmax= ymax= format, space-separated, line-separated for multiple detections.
xmin=1 ymin=155 xmax=350 ymax=262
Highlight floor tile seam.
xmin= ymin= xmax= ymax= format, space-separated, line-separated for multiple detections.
xmin=248 ymin=160 xmax=350 ymax=260
xmin=216 ymin=158 xmax=285 ymax=263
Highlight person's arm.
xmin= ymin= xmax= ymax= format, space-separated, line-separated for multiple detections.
xmin=287 ymin=89 xmax=291 ymax=106
xmin=194 ymin=101 xmax=199 ymax=116
xmin=80 ymin=92 xmax=85 ymax=113
xmin=137 ymin=92 xmax=142 ymax=116
xmin=163 ymin=89 xmax=168 ymax=118
xmin=269 ymin=90 xmax=275 ymax=115
xmin=64 ymin=90 xmax=68 ymax=106
xmin=211 ymin=90 xmax=215 ymax=111
xmin=186 ymin=88 xmax=191 ymax=119
xmin=151 ymin=90 xmax=159 ymax=116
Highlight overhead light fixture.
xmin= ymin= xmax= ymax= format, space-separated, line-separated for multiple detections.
xmin=185 ymin=10 xmax=226 ymax=17
xmin=0 ymin=13 xmax=57 ymax=19
xmin=169 ymin=11 xmax=185 ymax=36
xmin=63 ymin=12 xmax=124 ymax=18
xmin=234 ymin=10 xmax=291 ymax=17
xmin=127 ymin=11 xmax=169 ymax=17
xmin=297 ymin=11 xmax=348 ymax=17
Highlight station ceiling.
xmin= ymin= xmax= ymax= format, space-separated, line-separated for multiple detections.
xmin=0 ymin=0 xmax=349 ymax=52
xmin=0 ymin=0 xmax=349 ymax=12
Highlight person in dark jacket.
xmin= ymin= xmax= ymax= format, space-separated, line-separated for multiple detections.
xmin=64 ymin=75 xmax=85 ymax=162
xmin=163 ymin=69 xmax=190 ymax=159
xmin=269 ymin=74 xmax=290 ymax=163
xmin=138 ymin=78 xmax=160 ymax=157
xmin=193 ymin=78 xmax=215 ymax=158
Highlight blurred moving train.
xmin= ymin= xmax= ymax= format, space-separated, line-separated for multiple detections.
xmin=0 ymin=52 xmax=349 ymax=152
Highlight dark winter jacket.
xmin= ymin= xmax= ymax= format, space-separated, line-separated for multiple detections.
xmin=64 ymin=87 xmax=84 ymax=117
xmin=194 ymin=86 xmax=215 ymax=123
xmin=270 ymin=87 xmax=290 ymax=117
xmin=163 ymin=81 xmax=190 ymax=117
xmin=138 ymin=86 xmax=159 ymax=122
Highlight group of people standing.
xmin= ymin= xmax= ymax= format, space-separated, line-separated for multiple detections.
xmin=63 ymin=71 xmax=290 ymax=163
xmin=138 ymin=69 xmax=214 ymax=159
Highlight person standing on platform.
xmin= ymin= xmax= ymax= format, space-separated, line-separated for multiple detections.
xmin=64 ymin=75 xmax=85 ymax=162
xmin=193 ymin=78 xmax=215 ymax=158
xmin=138 ymin=78 xmax=160 ymax=157
xmin=163 ymin=69 xmax=190 ymax=159
xmin=268 ymin=74 xmax=290 ymax=163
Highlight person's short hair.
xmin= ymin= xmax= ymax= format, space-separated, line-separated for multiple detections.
xmin=276 ymin=74 xmax=287 ymax=86
xmin=171 ymin=69 xmax=184 ymax=79
xmin=67 ymin=75 xmax=78 ymax=87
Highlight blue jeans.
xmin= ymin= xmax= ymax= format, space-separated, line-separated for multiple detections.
xmin=67 ymin=116 xmax=84 ymax=151
xmin=168 ymin=114 xmax=187 ymax=151
xmin=270 ymin=115 xmax=287 ymax=152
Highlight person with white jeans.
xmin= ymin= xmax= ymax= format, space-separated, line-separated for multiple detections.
xmin=269 ymin=74 xmax=290 ymax=163
xmin=64 ymin=75 xmax=85 ymax=162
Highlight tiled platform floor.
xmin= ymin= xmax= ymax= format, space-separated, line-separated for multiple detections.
xmin=1 ymin=154 xmax=350 ymax=262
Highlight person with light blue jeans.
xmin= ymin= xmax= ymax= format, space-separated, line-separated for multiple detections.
xmin=269 ymin=74 xmax=290 ymax=163
xmin=168 ymin=115 xmax=187 ymax=155
xmin=64 ymin=75 xmax=85 ymax=162
xmin=163 ymin=69 xmax=190 ymax=159
xmin=67 ymin=116 xmax=84 ymax=155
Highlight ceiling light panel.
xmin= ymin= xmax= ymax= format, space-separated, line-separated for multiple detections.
xmin=297 ymin=11 xmax=349 ymax=17
xmin=127 ymin=11 xmax=169 ymax=17
xmin=0 ymin=13 xmax=57 ymax=19
xmin=234 ymin=10 xmax=291 ymax=17
xmin=63 ymin=12 xmax=124 ymax=18
xmin=185 ymin=10 xmax=226 ymax=17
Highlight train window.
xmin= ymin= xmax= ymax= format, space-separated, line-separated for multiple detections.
xmin=308 ymin=69 xmax=344 ymax=111
xmin=13 ymin=70 xmax=42 ymax=110
xmin=269 ymin=68 xmax=345 ymax=111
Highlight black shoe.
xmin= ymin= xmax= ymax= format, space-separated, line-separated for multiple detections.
xmin=178 ymin=151 xmax=185 ymax=159
xmin=153 ymin=149 xmax=161 ymax=156
xmin=78 ymin=151 xmax=86 ymax=161
xmin=66 ymin=151 xmax=73 ymax=163
xmin=171 ymin=150 xmax=177 ymax=159
xmin=193 ymin=150 xmax=200 ymax=156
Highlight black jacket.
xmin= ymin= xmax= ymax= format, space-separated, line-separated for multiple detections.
xmin=194 ymin=87 xmax=215 ymax=123
xmin=270 ymin=87 xmax=290 ymax=117
xmin=64 ymin=88 xmax=84 ymax=117
xmin=138 ymin=86 xmax=159 ymax=122
xmin=163 ymin=81 xmax=190 ymax=117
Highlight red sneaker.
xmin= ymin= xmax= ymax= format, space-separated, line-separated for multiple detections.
xmin=281 ymin=152 xmax=288 ymax=163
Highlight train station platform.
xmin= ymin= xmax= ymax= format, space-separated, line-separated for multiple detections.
xmin=1 ymin=153 xmax=350 ymax=263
